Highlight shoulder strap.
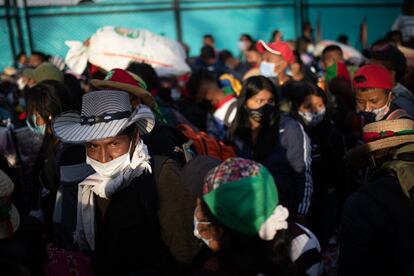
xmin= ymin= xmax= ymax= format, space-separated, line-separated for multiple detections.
xmin=386 ymin=109 xmax=413 ymax=120
xmin=152 ymin=155 xmax=170 ymax=184
xmin=224 ymin=100 xmax=238 ymax=128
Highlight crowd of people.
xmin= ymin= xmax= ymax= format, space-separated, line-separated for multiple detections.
xmin=1 ymin=3 xmax=414 ymax=275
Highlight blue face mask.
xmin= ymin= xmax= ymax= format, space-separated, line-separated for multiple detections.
xmin=259 ymin=61 xmax=277 ymax=77
xmin=26 ymin=115 xmax=46 ymax=136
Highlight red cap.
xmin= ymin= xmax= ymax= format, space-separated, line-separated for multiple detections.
xmin=103 ymin=68 xmax=147 ymax=90
xmin=353 ymin=64 xmax=393 ymax=90
xmin=256 ymin=40 xmax=295 ymax=64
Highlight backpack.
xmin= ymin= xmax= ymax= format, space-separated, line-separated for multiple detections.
xmin=151 ymin=155 xmax=220 ymax=268
xmin=177 ymin=124 xmax=236 ymax=161
xmin=360 ymin=144 xmax=414 ymax=275
xmin=368 ymin=143 xmax=414 ymax=201
xmin=359 ymin=175 xmax=414 ymax=276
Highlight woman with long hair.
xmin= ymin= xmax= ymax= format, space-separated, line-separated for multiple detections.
xmin=26 ymin=80 xmax=90 ymax=249
xmin=226 ymin=76 xmax=313 ymax=221
xmin=281 ymin=80 xmax=346 ymax=248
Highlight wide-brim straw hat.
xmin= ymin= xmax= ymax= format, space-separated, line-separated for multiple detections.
xmin=346 ymin=119 xmax=414 ymax=167
xmin=22 ymin=62 xmax=64 ymax=83
xmin=90 ymin=68 xmax=156 ymax=108
xmin=0 ymin=170 xmax=20 ymax=240
xmin=53 ymin=90 xmax=155 ymax=143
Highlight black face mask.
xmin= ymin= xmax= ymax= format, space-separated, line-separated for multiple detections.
xmin=199 ymin=100 xmax=213 ymax=112
xmin=246 ymin=104 xmax=275 ymax=123
xmin=359 ymin=111 xmax=376 ymax=125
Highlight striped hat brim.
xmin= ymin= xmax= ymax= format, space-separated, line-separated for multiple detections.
xmin=53 ymin=105 xmax=155 ymax=143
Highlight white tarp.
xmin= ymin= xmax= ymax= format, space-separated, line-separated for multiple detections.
xmin=313 ymin=40 xmax=365 ymax=65
xmin=65 ymin=26 xmax=191 ymax=77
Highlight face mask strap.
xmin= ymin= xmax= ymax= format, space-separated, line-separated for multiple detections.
xmin=193 ymin=207 xmax=213 ymax=245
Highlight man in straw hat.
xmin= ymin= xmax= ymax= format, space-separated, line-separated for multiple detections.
xmin=52 ymin=90 xmax=172 ymax=275
xmin=339 ymin=118 xmax=414 ymax=275
xmin=90 ymin=68 xmax=188 ymax=158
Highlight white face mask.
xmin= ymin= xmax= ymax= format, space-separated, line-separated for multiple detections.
xmin=17 ymin=77 xmax=27 ymax=91
xmin=360 ymin=94 xmax=392 ymax=122
xmin=171 ymin=88 xmax=181 ymax=101
xmin=299 ymin=107 xmax=326 ymax=127
xmin=371 ymin=102 xmax=391 ymax=121
xmin=306 ymin=44 xmax=315 ymax=54
xmin=238 ymin=41 xmax=247 ymax=51
xmin=193 ymin=208 xmax=212 ymax=247
xmin=259 ymin=61 xmax=277 ymax=77
xmin=86 ymin=143 xmax=132 ymax=178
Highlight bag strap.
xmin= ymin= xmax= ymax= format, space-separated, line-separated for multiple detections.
xmin=153 ymin=155 xmax=170 ymax=184
xmin=386 ymin=109 xmax=413 ymax=120
xmin=223 ymin=100 xmax=238 ymax=128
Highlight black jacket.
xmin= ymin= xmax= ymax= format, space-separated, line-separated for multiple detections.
xmin=339 ymin=175 xmax=414 ymax=276
xmin=305 ymin=120 xmax=346 ymax=196
xmin=93 ymin=172 xmax=172 ymax=276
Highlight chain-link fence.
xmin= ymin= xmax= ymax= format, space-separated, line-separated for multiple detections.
xmin=1 ymin=0 xmax=404 ymax=70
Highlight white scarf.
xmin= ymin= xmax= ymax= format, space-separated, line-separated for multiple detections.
xmin=73 ymin=141 xmax=152 ymax=250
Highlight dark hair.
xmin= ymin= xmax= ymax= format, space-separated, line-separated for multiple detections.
xmin=15 ymin=52 xmax=26 ymax=61
xmin=371 ymin=38 xmax=394 ymax=49
xmin=386 ymin=30 xmax=403 ymax=43
xmin=200 ymin=200 xmax=295 ymax=275
xmin=227 ymin=76 xmax=280 ymax=161
xmin=30 ymin=51 xmax=48 ymax=62
xmin=240 ymin=34 xmax=254 ymax=43
xmin=370 ymin=45 xmax=407 ymax=83
xmin=218 ymin=50 xmax=234 ymax=65
xmin=295 ymin=37 xmax=310 ymax=54
xmin=119 ymin=124 xmax=138 ymax=140
xmin=240 ymin=34 xmax=256 ymax=50
xmin=241 ymin=34 xmax=256 ymax=51
xmin=322 ymin=45 xmax=343 ymax=58
xmin=337 ymin=34 xmax=349 ymax=44
xmin=26 ymin=80 xmax=73 ymax=133
xmin=63 ymin=73 xmax=83 ymax=111
xmin=126 ymin=62 xmax=159 ymax=93
xmin=187 ymin=69 xmax=219 ymax=102
xmin=281 ymin=80 xmax=326 ymax=122
xmin=200 ymin=45 xmax=216 ymax=60
xmin=203 ymin=34 xmax=214 ymax=42
xmin=270 ymin=30 xmax=281 ymax=42
xmin=403 ymin=0 xmax=414 ymax=15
